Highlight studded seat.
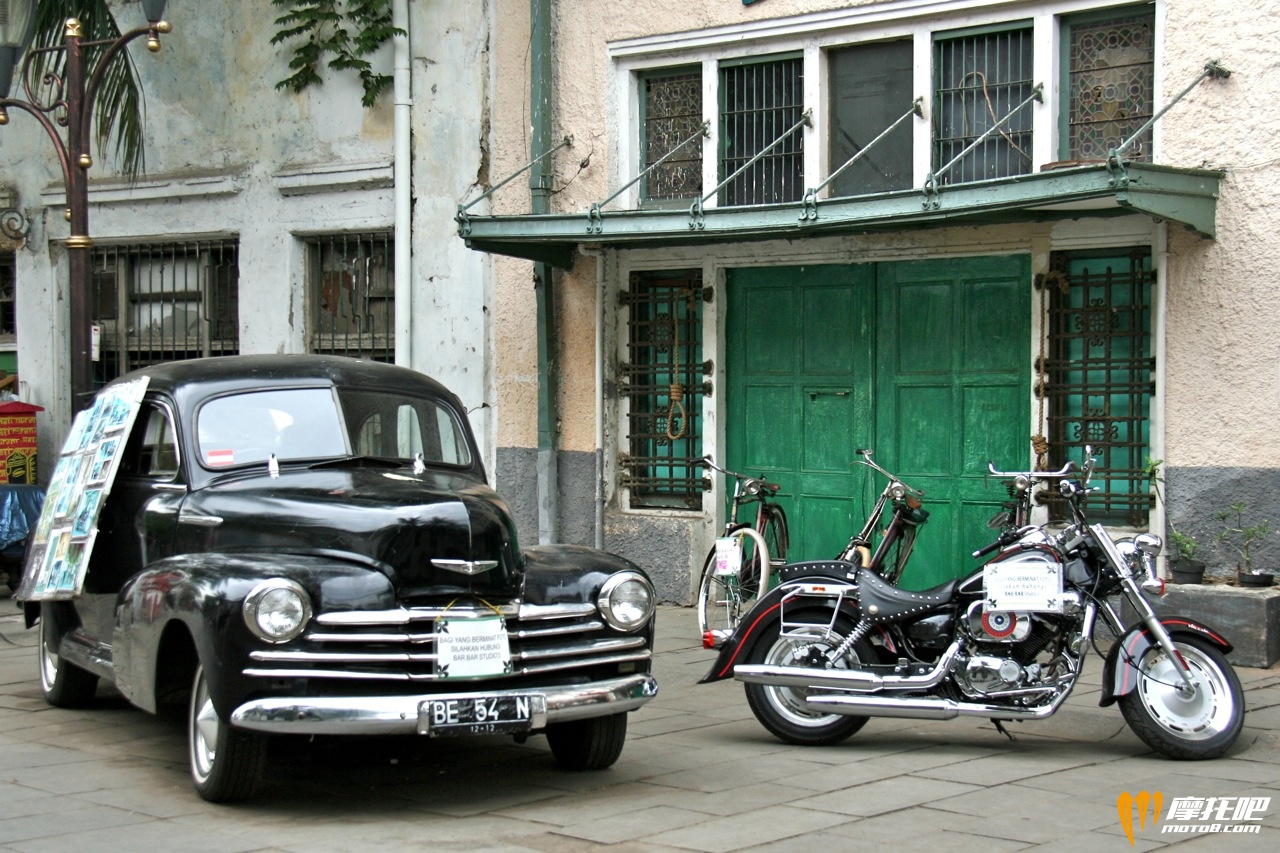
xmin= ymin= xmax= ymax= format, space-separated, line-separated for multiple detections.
xmin=857 ymin=567 xmax=957 ymax=623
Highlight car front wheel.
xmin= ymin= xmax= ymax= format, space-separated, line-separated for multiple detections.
xmin=188 ymin=663 xmax=266 ymax=802
xmin=545 ymin=713 xmax=628 ymax=770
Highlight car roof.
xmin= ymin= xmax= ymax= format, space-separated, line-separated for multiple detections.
xmin=105 ymin=355 xmax=460 ymax=403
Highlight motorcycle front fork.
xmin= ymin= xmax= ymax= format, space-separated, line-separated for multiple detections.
xmin=1100 ymin=584 xmax=1198 ymax=695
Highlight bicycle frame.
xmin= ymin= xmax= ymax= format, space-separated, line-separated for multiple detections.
xmin=835 ymin=450 xmax=926 ymax=583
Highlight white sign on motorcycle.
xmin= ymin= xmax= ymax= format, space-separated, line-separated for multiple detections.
xmin=983 ymin=560 xmax=1065 ymax=612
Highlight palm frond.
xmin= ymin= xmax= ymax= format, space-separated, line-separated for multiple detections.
xmin=30 ymin=0 xmax=147 ymax=180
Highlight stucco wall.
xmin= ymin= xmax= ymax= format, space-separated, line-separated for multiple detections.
xmin=485 ymin=0 xmax=1280 ymax=596
xmin=3 ymin=0 xmax=493 ymax=476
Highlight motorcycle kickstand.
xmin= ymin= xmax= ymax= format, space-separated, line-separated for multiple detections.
xmin=991 ymin=719 xmax=1016 ymax=742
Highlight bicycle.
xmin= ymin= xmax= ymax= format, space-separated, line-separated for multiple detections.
xmin=696 ymin=457 xmax=789 ymax=647
xmin=834 ymin=449 xmax=929 ymax=585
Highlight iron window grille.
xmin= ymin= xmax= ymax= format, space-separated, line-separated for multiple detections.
xmin=306 ymin=233 xmax=394 ymax=362
xmin=620 ymin=270 xmax=709 ymax=509
xmin=91 ymin=240 xmax=240 ymax=387
xmin=1063 ymin=6 xmax=1155 ymax=163
xmin=719 ymin=54 xmax=804 ymax=206
xmin=640 ymin=67 xmax=703 ymax=206
xmin=0 ymin=251 xmax=14 ymax=339
xmin=1043 ymin=248 xmax=1154 ymax=524
xmin=933 ymin=25 xmax=1035 ymax=184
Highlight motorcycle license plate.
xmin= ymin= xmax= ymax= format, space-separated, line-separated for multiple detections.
xmin=420 ymin=694 xmax=535 ymax=736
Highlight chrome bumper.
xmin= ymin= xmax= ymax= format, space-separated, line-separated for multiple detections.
xmin=229 ymin=673 xmax=658 ymax=735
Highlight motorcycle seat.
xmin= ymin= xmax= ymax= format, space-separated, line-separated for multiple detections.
xmin=857 ymin=568 xmax=957 ymax=622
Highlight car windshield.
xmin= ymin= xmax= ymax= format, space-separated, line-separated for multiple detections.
xmin=198 ymin=388 xmax=348 ymax=468
xmin=197 ymin=386 xmax=472 ymax=470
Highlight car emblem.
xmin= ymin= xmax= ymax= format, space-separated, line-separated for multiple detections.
xmin=431 ymin=558 xmax=500 ymax=576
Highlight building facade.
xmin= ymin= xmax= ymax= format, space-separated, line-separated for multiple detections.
xmin=1 ymin=0 xmax=494 ymax=477
xmin=475 ymin=0 xmax=1280 ymax=601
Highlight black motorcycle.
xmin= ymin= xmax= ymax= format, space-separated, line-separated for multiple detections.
xmin=701 ymin=448 xmax=1245 ymax=760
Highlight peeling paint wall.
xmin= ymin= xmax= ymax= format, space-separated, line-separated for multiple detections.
xmin=2 ymin=0 xmax=493 ymax=478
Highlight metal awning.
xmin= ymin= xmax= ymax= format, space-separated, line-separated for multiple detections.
xmin=457 ymin=161 xmax=1222 ymax=269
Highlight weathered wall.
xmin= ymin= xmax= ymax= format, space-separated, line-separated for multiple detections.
xmin=486 ymin=0 xmax=1280 ymax=598
xmin=2 ymin=0 xmax=493 ymax=475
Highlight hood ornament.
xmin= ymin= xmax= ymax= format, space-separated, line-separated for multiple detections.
xmin=432 ymin=558 xmax=500 ymax=576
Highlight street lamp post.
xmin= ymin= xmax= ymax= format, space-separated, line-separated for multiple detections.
xmin=0 ymin=0 xmax=171 ymax=412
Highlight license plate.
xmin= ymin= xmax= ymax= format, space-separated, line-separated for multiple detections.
xmin=419 ymin=694 xmax=534 ymax=736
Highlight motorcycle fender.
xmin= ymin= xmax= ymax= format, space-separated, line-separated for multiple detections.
xmin=699 ymin=561 xmax=860 ymax=684
xmin=1099 ymin=617 xmax=1233 ymax=707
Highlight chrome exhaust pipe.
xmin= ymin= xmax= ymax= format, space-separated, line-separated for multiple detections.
xmin=804 ymin=685 xmax=1074 ymax=721
xmin=734 ymin=640 xmax=961 ymax=693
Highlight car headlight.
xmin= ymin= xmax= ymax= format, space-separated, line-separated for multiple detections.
xmin=598 ymin=571 xmax=655 ymax=632
xmin=243 ymin=579 xmax=312 ymax=643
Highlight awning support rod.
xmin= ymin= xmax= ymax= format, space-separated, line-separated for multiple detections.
xmin=587 ymin=121 xmax=709 ymax=233
xmin=1107 ymin=60 xmax=1231 ymax=184
xmin=801 ymin=98 xmax=922 ymax=221
xmin=922 ymin=83 xmax=1043 ymax=209
xmin=689 ymin=109 xmax=812 ymax=230
xmin=456 ymin=135 xmax=573 ymax=233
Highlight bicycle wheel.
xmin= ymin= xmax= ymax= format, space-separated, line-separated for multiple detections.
xmin=697 ymin=523 xmax=755 ymax=644
xmin=748 ymin=503 xmax=788 ymax=596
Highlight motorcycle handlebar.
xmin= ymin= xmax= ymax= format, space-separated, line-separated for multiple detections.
xmin=987 ymin=460 xmax=1076 ymax=480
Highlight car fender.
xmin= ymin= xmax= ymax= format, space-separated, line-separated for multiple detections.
xmin=699 ymin=560 xmax=860 ymax=684
xmin=1099 ymin=616 xmax=1233 ymax=707
xmin=114 ymin=550 xmax=394 ymax=715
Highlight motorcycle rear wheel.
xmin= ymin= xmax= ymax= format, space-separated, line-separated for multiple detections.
xmin=744 ymin=612 xmax=871 ymax=746
xmin=1117 ymin=634 xmax=1244 ymax=760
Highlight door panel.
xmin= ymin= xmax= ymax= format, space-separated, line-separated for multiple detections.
xmin=727 ymin=265 xmax=873 ymax=563
xmin=877 ymin=257 xmax=1030 ymax=588
xmin=727 ymin=257 xmax=1029 ymax=585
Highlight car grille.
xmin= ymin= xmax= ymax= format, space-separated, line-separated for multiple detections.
xmin=242 ymin=601 xmax=650 ymax=683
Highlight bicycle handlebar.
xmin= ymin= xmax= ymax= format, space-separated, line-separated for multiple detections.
xmin=851 ymin=448 xmax=924 ymax=498
xmin=702 ymin=456 xmax=781 ymax=496
xmin=986 ymin=460 xmax=1076 ymax=480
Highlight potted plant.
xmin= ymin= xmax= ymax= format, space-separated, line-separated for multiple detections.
xmin=1144 ymin=457 xmax=1205 ymax=583
xmin=1217 ymin=502 xmax=1274 ymax=587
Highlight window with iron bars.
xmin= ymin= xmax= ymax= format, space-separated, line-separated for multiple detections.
xmin=620 ymin=271 xmax=708 ymax=509
xmin=91 ymin=241 xmax=240 ymax=387
xmin=933 ymin=24 xmax=1035 ymax=184
xmin=1062 ymin=5 xmax=1154 ymax=163
xmin=0 ymin=251 xmax=14 ymax=340
xmin=640 ymin=67 xmax=703 ymax=206
xmin=1043 ymin=248 xmax=1154 ymax=525
xmin=719 ymin=54 xmax=804 ymax=206
xmin=306 ymin=233 xmax=394 ymax=362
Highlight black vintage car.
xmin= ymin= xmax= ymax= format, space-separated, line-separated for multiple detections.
xmin=18 ymin=355 xmax=657 ymax=801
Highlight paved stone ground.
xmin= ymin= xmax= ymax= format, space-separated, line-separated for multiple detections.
xmin=0 ymin=598 xmax=1277 ymax=851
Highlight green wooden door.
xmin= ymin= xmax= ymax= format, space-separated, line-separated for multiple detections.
xmin=874 ymin=257 xmax=1031 ymax=588
xmin=726 ymin=265 xmax=873 ymax=563
xmin=726 ymin=257 xmax=1029 ymax=588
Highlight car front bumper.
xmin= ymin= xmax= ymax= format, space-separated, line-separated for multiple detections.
xmin=229 ymin=673 xmax=658 ymax=735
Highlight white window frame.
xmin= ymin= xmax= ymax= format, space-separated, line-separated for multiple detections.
xmin=609 ymin=0 xmax=1162 ymax=211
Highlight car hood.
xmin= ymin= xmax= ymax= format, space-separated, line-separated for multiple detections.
xmin=180 ymin=466 xmax=522 ymax=604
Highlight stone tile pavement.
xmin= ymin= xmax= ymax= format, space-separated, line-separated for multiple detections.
xmin=0 ymin=598 xmax=1277 ymax=851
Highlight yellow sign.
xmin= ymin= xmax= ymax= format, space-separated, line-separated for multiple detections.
xmin=1118 ymin=790 xmax=1162 ymax=846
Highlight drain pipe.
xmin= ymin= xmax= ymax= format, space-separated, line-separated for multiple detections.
xmin=393 ymin=0 xmax=411 ymax=367
xmin=580 ymin=244 xmax=606 ymax=549
xmin=531 ymin=0 xmax=559 ymax=544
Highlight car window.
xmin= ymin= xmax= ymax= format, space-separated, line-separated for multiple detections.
xmin=120 ymin=405 xmax=179 ymax=479
xmin=198 ymin=388 xmax=348 ymax=468
xmin=339 ymin=389 xmax=471 ymax=467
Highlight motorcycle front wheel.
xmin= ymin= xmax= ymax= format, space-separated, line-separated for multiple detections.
xmin=1117 ymin=634 xmax=1244 ymax=760
xmin=744 ymin=612 xmax=872 ymax=746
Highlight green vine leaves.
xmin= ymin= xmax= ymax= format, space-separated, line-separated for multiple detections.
xmin=270 ymin=0 xmax=403 ymax=108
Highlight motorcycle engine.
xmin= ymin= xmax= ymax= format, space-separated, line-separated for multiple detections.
xmin=958 ymin=655 xmax=1030 ymax=694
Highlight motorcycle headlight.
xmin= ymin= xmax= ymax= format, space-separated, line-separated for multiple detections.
xmin=243 ymin=579 xmax=312 ymax=643
xmin=598 ymin=571 xmax=655 ymax=632
xmin=1134 ymin=532 xmax=1163 ymax=556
